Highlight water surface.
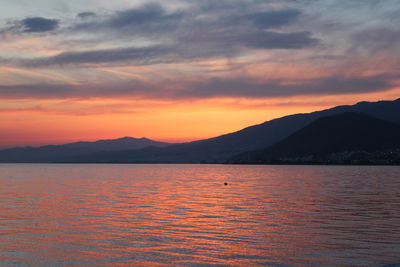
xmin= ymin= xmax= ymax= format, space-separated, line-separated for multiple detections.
xmin=0 ymin=164 xmax=399 ymax=266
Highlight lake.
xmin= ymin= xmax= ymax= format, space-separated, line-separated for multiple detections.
xmin=0 ymin=164 xmax=399 ymax=266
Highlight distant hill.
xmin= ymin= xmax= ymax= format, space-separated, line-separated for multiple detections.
xmin=1 ymin=98 xmax=400 ymax=163
xmin=230 ymin=112 xmax=400 ymax=164
xmin=0 ymin=137 xmax=169 ymax=163
xmin=62 ymin=98 xmax=400 ymax=163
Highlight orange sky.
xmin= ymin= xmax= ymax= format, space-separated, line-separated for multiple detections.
xmin=1 ymin=90 xmax=399 ymax=148
xmin=0 ymin=0 xmax=399 ymax=148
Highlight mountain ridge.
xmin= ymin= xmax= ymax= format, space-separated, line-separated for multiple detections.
xmin=0 ymin=137 xmax=170 ymax=163
xmin=230 ymin=112 xmax=400 ymax=164
xmin=59 ymin=98 xmax=400 ymax=163
xmin=1 ymin=98 xmax=400 ymax=163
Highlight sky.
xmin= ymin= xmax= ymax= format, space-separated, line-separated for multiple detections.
xmin=0 ymin=0 xmax=399 ymax=148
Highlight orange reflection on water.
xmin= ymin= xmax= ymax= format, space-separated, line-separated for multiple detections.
xmin=0 ymin=164 xmax=399 ymax=266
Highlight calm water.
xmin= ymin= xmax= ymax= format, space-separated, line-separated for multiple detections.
xmin=0 ymin=164 xmax=399 ymax=267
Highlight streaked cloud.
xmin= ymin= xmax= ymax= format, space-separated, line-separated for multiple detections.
xmin=18 ymin=31 xmax=318 ymax=67
xmin=0 ymin=17 xmax=59 ymax=35
xmin=21 ymin=45 xmax=177 ymax=67
xmin=21 ymin=17 xmax=59 ymax=33
xmin=2 ymin=1 xmax=320 ymax=68
xmin=0 ymin=74 xmax=395 ymax=100
xmin=0 ymin=0 xmax=399 ymax=107
xmin=77 ymin=12 xmax=96 ymax=19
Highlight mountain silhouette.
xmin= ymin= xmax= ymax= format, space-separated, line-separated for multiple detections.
xmin=231 ymin=112 xmax=400 ymax=164
xmin=0 ymin=137 xmax=169 ymax=163
xmin=0 ymin=98 xmax=399 ymax=163
xmin=61 ymin=98 xmax=400 ymax=163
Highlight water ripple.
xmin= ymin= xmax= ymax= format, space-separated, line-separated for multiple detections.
xmin=0 ymin=164 xmax=399 ymax=266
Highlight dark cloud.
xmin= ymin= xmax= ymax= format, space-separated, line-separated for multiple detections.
xmin=108 ymin=3 xmax=168 ymax=27
xmin=0 ymin=80 xmax=154 ymax=100
xmin=0 ymin=84 xmax=72 ymax=99
xmin=350 ymin=27 xmax=400 ymax=55
xmin=21 ymin=17 xmax=59 ymax=32
xmin=59 ymin=3 xmax=316 ymax=63
xmin=0 ymin=74 xmax=394 ymax=100
xmin=77 ymin=12 xmax=96 ymax=19
xmin=1 ymin=2 xmax=320 ymax=66
xmin=243 ymin=31 xmax=318 ymax=49
xmin=22 ymin=45 xmax=176 ymax=67
xmin=15 ymin=3 xmax=317 ymax=67
xmin=246 ymin=9 xmax=302 ymax=28
xmin=72 ymin=3 xmax=303 ymax=35
xmin=184 ymin=75 xmax=394 ymax=98
xmin=0 ymin=0 xmax=398 ymax=105
xmin=0 ymin=17 xmax=59 ymax=35
xmin=18 ymin=29 xmax=318 ymax=67
xmin=72 ymin=3 xmax=183 ymax=34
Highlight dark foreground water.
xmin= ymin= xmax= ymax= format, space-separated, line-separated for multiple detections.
xmin=0 ymin=164 xmax=399 ymax=266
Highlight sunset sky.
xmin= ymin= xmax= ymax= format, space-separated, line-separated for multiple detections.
xmin=1 ymin=0 xmax=399 ymax=148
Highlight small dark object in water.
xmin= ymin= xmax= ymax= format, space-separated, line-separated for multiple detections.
xmin=224 ymin=182 xmax=228 ymax=186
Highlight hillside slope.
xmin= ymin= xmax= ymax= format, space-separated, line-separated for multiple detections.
xmin=1 ymin=98 xmax=399 ymax=163
xmin=0 ymin=137 xmax=169 ymax=163
xmin=66 ymin=98 xmax=400 ymax=163
xmin=231 ymin=112 xmax=400 ymax=164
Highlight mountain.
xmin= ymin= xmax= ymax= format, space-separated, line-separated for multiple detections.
xmin=61 ymin=98 xmax=400 ymax=163
xmin=1 ymin=98 xmax=399 ymax=163
xmin=230 ymin=112 xmax=400 ymax=164
xmin=0 ymin=137 xmax=170 ymax=163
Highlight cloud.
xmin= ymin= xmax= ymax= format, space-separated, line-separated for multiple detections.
xmin=0 ymin=16 xmax=59 ymax=35
xmin=21 ymin=45 xmax=177 ymax=67
xmin=0 ymin=103 xmax=143 ymax=116
xmin=350 ymin=27 xmax=400 ymax=55
xmin=21 ymin=17 xmax=59 ymax=32
xmin=71 ymin=3 xmax=304 ymax=36
xmin=12 ymin=5 xmax=317 ymax=67
xmin=0 ymin=74 xmax=394 ymax=100
xmin=18 ymin=29 xmax=318 ymax=67
xmin=243 ymin=31 xmax=318 ymax=49
xmin=1 ymin=2 xmax=320 ymax=67
xmin=184 ymin=75 xmax=395 ymax=98
xmin=108 ymin=3 xmax=171 ymax=27
xmin=77 ymin=12 xmax=96 ymax=19
xmin=246 ymin=9 xmax=302 ymax=28
xmin=0 ymin=79 xmax=155 ymax=100
xmin=71 ymin=3 xmax=183 ymax=35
